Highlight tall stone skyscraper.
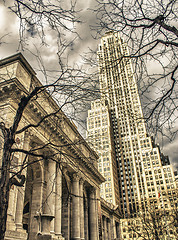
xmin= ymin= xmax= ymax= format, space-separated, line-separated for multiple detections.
xmin=87 ymin=32 xmax=177 ymax=218
xmin=87 ymin=99 xmax=120 ymax=206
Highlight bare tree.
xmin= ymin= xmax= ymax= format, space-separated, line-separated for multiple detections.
xmin=91 ymin=0 xmax=178 ymax=140
xmin=0 ymin=1 xmax=100 ymax=239
xmin=3 ymin=0 xmax=80 ymax=52
xmin=124 ymin=190 xmax=178 ymax=240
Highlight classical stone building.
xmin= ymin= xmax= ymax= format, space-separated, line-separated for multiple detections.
xmin=0 ymin=53 xmax=120 ymax=240
xmin=100 ymin=199 xmax=121 ymax=239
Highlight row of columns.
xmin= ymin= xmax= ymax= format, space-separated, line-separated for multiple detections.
xmin=102 ymin=216 xmax=111 ymax=240
xmin=71 ymin=172 xmax=98 ymax=240
xmin=41 ymin=160 xmax=98 ymax=240
xmin=102 ymin=216 xmax=120 ymax=240
xmin=8 ymin=155 xmax=121 ymax=240
xmin=11 ymin=158 xmax=98 ymax=240
xmin=7 ymin=129 xmax=99 ymax=240
xmin=14 ymin=132 xmax=30 ymax=232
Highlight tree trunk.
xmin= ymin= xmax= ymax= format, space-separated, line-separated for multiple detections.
xmin=152 ymin=217 xmax=159 ymax=240
xmin=0 ymin=136 xmax=13 ymax=240
xmin=0 ymin=185 xmax=10 ymax=240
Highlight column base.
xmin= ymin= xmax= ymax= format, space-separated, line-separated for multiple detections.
xmin=6 ymin=215 xmax=16 ymax=231
xmin=5 ymin=229 xmax=28 ymax=240
xmin=16 ymin=223 xmax=25 ymax=231
xmin=53 ymin=235 xmax=65 ymax=240
xmin=37 ymin=234 xmax=52 ymax=240
xmin=39 ymin=214 xmax=54 ymax=235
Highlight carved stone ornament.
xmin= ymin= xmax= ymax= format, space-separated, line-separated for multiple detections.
xmin=72 ymin=173 xmax=80 ymax=182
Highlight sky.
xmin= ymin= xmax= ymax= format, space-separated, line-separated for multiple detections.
xmin=0 ymin=0 xmax=177 ymax=169
xmin=0 ymin=0 xmax=98 ymax=66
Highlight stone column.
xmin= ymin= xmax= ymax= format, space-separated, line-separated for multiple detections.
xmin=41 ymin=160 xmax=56 ymax=235
xmin=72 ymin=173 xmax=80 ymax=240
xmin=102 ymin=216 xmax=105 ymax=239
xmin=108 ymin=219 xmax=111 ymax=240
xmin=62 ymin=167 xmax=71 ymax=239
xmin=15 ymin=131 xmax=30 ymax=231
xmin=116 ymin=222 xmax=119 ymax=239
xmin=54 ymin=164 xmax=62 ymax=237
xmin=89 ymin=187 xmax=98 ymax=240
xmin=84 ymin=197 xmax=89 ymax=240
xmin=7 ymin=187 xmax=16 ymax=231
xmin=29 ymin=180 xmax=44 ymax=240
xmin=15 ymin=187 xmax=26 ymax=231
xmin=104 ymin=217 xmax=108 ymax=240
xmin=79 ymin=179 xmax=85 ymax=240
xmin=111 ymin=217 xmax=117 ymax=239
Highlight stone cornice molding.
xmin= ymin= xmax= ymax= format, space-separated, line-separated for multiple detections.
xmin=0 ymin=80 xmax=27 ymax=100
xmin=100 ymin=198 xmax=122 ymax=219
xmin=0 ymin=53 xmax=36 ymax=76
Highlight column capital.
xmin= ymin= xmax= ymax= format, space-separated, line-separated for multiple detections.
xmin=20 ymin=130 xmax=33 ymax=144
xmin=72 ymin=173 xmax=80 ymax=182
xmin=24 ymin=129 xmax=33 ymax=138
xmin=79 ymin=178 xmax=84 ymax=185
xmin=72 ymin=172 xmax=80 ymax=239
xmin=89 ymin=186 xmax=96 ymax=194
xmin=62 ymin=166 xmax=68 ymax=174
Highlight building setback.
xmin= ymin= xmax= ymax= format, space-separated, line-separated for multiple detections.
xmin=87 ymin=32 xmax=177 ymax=221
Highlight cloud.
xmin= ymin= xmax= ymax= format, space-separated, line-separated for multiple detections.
xmin=162 ymin=135 xmax=178 ymax=170
xmin=0 ymin=3 xmax=20 ymax=57
xmin=0 ymin=0 xmax=177 ymax=169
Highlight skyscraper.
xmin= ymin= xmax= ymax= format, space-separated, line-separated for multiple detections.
xmin=87 ymin=99 xmax=120 ymax=206
xmin=87 ymin=32 xmax=177 ymax=219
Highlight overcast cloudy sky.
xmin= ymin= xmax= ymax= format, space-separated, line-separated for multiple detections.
xmin=0 ymin=0 xmax=98 ymax=66
xmin=0 ymin=0 xmax=177 ymax=169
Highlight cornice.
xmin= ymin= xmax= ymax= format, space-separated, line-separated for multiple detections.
xmin=0 ymin=78 xmax=29 ymax=98
xmin=101 ymin=198 xmax=121 ymax=218
xmin=0 ymin=53 xmax=36 ymax=76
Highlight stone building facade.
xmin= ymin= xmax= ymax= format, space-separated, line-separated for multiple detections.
xmin=0 ymin=53 xmax=120 ymax=240
xmin=100 ymin=199 xmax=120 ymax=239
